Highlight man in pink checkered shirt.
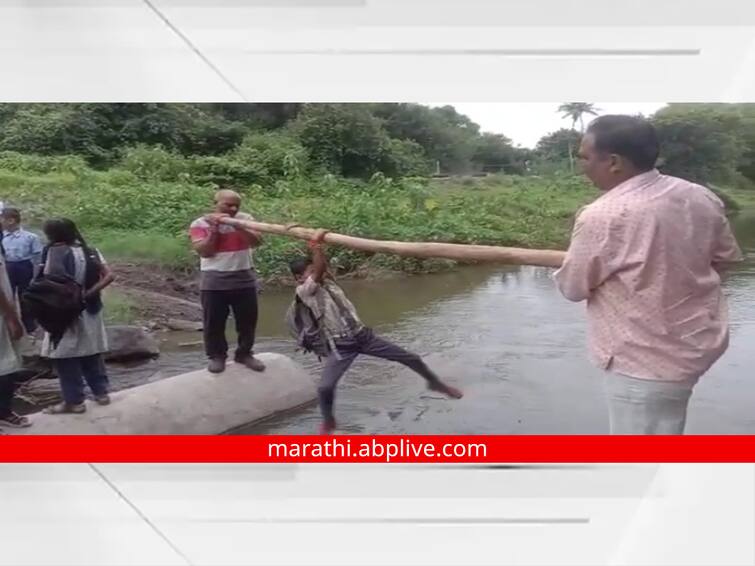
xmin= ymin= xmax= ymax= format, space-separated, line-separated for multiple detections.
xmin=554 ymin=115 xmax=743 ymax=435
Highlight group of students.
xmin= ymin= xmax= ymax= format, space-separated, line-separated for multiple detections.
xmin=0 ymin=209 xmax=115 ymax=433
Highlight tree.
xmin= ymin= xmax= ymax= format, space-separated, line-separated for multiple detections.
xmin=558 ymin=102 xmax=600 ymax=133
xmin=380 ymin=138 xmax=433 ymax=177
xmin=0 ymin=104 xmax=114 ymax=164
xmin=370 ymin=103 xmax=480 ymax=174
xmin=651 ymin=104 xmax=747 ymax=186
xmin=0 ymin=104 xmax=246 ymax=166
xmin=557 ymin=102 xmax=599 ymax=173
xmin=532 ymin=129 xmax=583 ymax=174
xmin=472 ymin=133 xmax=527 ymax=174
xmin=662 ymin=104 xmax=755 ymax=184
xmin=203 ymin=103 xmax=302 ymax=129
xmin=291 ymin=104 xmax=395 ymax=178
xmin=115 ymin=104 xmax=245 ymax=156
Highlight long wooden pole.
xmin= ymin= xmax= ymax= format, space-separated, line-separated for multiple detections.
xmin=219 ymin=217 xmax=566 ymax=268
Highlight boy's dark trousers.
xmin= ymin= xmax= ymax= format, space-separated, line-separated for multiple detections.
xmin=317 ymin=327 xmax=440 ymax=421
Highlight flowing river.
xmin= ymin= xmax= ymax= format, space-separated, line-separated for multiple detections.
xmin=109 ymin=211 xmax=755 ymax=434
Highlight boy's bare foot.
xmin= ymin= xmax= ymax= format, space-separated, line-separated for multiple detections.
xmin=428 ymin=380 xmax=463 ymax=399
xmin=319 ymin=417 xmax=337 ymax=435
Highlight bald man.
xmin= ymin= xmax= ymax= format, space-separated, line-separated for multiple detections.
xmin=190 ymin=190 xmax=265 ymax=373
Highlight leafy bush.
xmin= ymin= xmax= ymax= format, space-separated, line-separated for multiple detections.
xmin=119 ymin=146 xmax=191 ymax=182
xmin=118 ymin=133 xmax=311 ymax=189
xmin=0 ymin=104 xmax=245 ymax=167
xmin=0 ymin=151 xmax=90 ymax=175
xmin=380 ymin=138 xmax=433 ymax=177
xmin=73 ymin=179 xmax=211 ymax=234
xmin=292 ymin=104 xmax=395 ymax=178
xmin=231 ymin=132 xmax=310 ymax=180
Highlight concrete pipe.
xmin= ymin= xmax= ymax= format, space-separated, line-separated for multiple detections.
xmin=9 ymin=353 xmax=316 ymax=435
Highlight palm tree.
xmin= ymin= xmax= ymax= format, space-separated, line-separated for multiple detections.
xmin=558 ymin=102 xmax=599 ymax=133
xmin=557 ymin=103 xmax=600 ymax=172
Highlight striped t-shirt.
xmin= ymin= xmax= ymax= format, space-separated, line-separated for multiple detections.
xmin=189 ymin=212 xmax=257 ymax=291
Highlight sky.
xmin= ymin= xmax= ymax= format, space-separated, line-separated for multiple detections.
xmin=425 ymin=102 xmax=667 ymax=148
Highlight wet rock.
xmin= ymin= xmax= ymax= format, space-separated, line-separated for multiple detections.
xmin=166 ymin=318 xmax=203 ymax=332
xmin=16 ymin=377 xmax=61 ymax=406
xmin=18 ymin=327 xmax=159 ymax=369
xmin=19 ymin=337 xmax=52 ymax=375
xmin=105 ymin=325 xmax=160 ymax=362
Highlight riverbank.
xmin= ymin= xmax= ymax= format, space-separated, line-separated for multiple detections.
xmin=2 ymin=163 xmax=594 ymax=324
xmin=3 ymin=157 xmax=747 ymax=326
xmin=101 ymin=180 xmax=747 ymax=328
xmin=1 ymin=166 xmax=594 ymax=273
xmin=102 ymin=258 xmax=461 ymax=328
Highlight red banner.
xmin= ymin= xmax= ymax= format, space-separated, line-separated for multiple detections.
xmin=1 ymin=435 xmax=755 ymax=463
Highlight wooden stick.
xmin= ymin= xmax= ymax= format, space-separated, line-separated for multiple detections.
xmin=219 ymin=217 xmax=566 ymax=268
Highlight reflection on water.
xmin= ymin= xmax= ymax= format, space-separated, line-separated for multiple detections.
xmin=109 ymin=212 xmax=755 ymax=434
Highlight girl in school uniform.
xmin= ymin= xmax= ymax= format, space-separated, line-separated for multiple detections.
xmin=39 ymin=218 xmax=115 ymax=414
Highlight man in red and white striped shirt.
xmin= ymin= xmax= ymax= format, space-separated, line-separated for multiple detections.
xmin=189 ymin=190 xmax=266 ymax=374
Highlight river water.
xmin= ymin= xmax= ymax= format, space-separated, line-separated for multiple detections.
xmin=110 ymin=212 xmax=755 ymax=435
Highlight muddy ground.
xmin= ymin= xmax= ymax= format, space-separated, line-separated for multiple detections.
xmin=110 ymin=262 xmax=203 ymax=326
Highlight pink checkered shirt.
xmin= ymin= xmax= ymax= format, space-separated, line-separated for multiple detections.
xmin=554 ymin=170 xmax=743 ymax=381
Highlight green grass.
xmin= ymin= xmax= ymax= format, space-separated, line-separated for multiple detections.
xmin=1 ymin=163 xmax=597 ymax=278
xmin=102 ymin=288 xmax=138 ymax=324
xmin=92 ymin=230 xmax=193 ymax=269
xmin=3 ymin=153 xmax=745 ymax=281
xmin=0 ymin=170 xmax=81 ymax=223
xmin=722 ymin=187 xmax=755 ymax=210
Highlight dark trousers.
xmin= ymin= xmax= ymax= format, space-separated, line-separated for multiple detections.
xmin=0 ymin=371 xmax=34 ymax=418
xmin=6 ymin=260 xmax=36 ymax=333
xmin=318 ymin=327 xmax=440 ymax=421
xmin=53 ymin=355 xmax=109 ymax=405
xmin=201 ymin=288 xmax=258 ymax=360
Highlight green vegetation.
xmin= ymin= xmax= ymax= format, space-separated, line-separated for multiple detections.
xmin=93 ymin=231 xmax=193 ymax=270
xmin=102 ymin=288 xmax=137 ymax=324
xmin=531 ymin=104 xmax=755 ymax=189
xmin=653 ymin=104 xmax=755 ymax=188
xmin=723 ymin=187 xmax=755 ymax=210
xmin=0 ymin=102 xmax=751 ymax=284
xmin=0 ymin=148 xmax=594 ymax=278
xmin=0 ymin=103 xmax=531 ymax=176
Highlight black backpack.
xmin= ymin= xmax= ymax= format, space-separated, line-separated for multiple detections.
xmin=284 ymin=281 xmax=362 ymax=360
xmin=21 ymin=246 xmax=86 ymax=349
xmin=284 ymin=294 xmax=331 ymax=359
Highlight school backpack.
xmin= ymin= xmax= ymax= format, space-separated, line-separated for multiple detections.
xmin=21 ymin=246 xmax=86 ymax=349
xmin=284 ymin=294 xmax=332 ymax=359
